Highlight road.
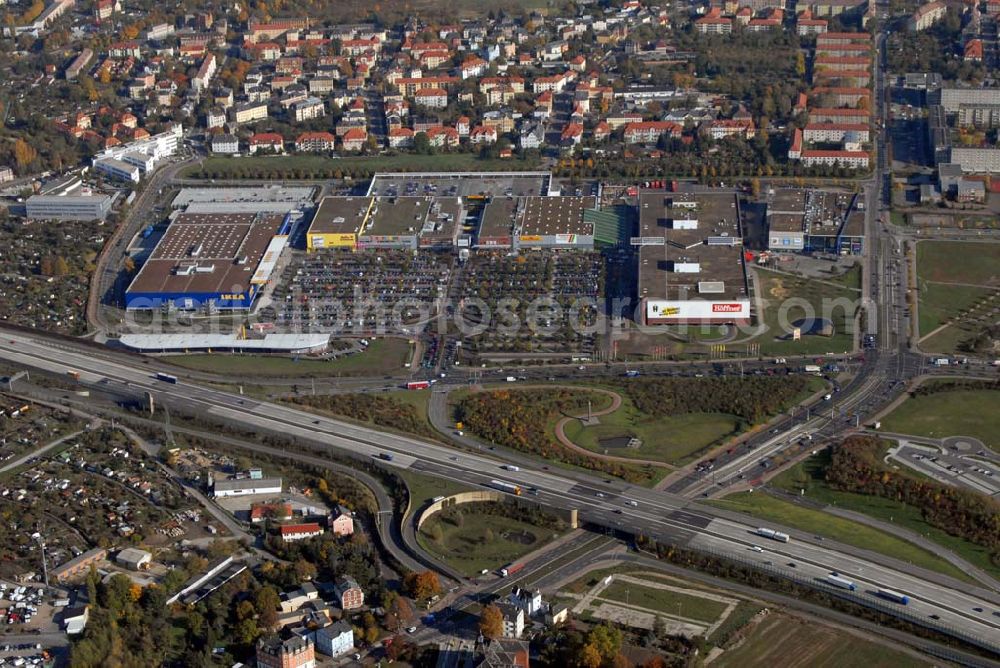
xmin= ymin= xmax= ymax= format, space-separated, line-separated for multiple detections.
xmin=0 ymin=329 xmax=997 ymax=654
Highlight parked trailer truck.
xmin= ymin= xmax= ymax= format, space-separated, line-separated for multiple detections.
xmin=756 ymin=527 xmax=791 ymax=543
xmin=875 ymin=588 xmax=910 ymax=605
xmin=825 ymin=573 xmax=857 ymax=591
xmin=500 ymin=562 xmax=525 ymax=577
xmin=488 ymin=479 xmax=522 ymax=496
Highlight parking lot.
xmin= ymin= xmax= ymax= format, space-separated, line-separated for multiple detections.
xmin=265 ymin=249 xmax=453 ymax=333
xmin=368 ymin=173 xmax=550 ymax=198
xmin=451 ymin=250 xmax=603 ymax=357
xmin=889 ymin=438 xmax=1000 ymax=496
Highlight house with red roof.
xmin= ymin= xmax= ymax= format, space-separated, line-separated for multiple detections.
xmin=279 ymin=522 xmax=323 ymax=542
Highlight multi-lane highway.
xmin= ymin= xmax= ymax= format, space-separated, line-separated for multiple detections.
xmin=0 ymin=329 xmax=998 ymax=653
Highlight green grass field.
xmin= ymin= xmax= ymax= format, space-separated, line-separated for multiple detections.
xmin=916 ymin=282 xmax=994 ymax=338
xmin=771 ymin=450 xmax=1000 ymax=580
xmin=916 ymin=241 xmax=1000 ymax=286
xmin=163 ymin=338 xmax=412 ymax=377
xmin=751 ymin=269 xmax=858 ymax=355
xmin=599 ymin=581 xmax=728 ymax=623
xmin=823 ymin=264 xmax=862 ymax=291
xmin=713 ymin=613 xmax=931 ymax=668
xmin=397 ymin=469 xmax=473 ymax=512
xmin=881 ymin=385 xmax=1000 ymax=451
xmin=562 ymin=406 xmax=741 ymax=465
xmin=185 ymin=153 xmax=541 ymax=179
xmin=417 ymin=510 xmax=563 ymax=576
xmin=706 ymin=491 xmax=973 ymax=583
xmin=915 ymin=241 xmax=1000 ymax=344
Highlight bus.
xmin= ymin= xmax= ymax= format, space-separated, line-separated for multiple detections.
xmin=155 ymin=372 xmax=178 ymax=384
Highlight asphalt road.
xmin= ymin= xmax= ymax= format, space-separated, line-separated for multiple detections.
xmin=0 ymin=329 xmax=998 ymax=654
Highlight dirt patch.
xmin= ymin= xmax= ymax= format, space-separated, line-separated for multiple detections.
xmin=769 ymin=280 xmax=791 ymax=300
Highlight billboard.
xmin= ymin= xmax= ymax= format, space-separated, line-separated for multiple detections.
xmin=646 ymin=299 xmax=750 ymax=321
xmin=520 ymin=235 xmax=543 ymax=243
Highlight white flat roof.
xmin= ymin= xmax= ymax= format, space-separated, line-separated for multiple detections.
xmin=119 ymin=333 xmax=330 ymax=352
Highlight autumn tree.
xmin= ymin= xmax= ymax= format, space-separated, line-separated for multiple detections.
xmin=13 ymin=139 xmax=36 ymax=170
xmin=255 ymin=586 xmax=281 ymax=630
xmin=479 ymin=604 xmax=503 ymax=640
xmin=403 ymin=570 xmax=441 ymax=600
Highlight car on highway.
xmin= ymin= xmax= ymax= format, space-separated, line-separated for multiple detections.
xmin=406 ymin=626 xmax=417 ymax=633
xmin=750 ymin=546 xmax=763 ymax=553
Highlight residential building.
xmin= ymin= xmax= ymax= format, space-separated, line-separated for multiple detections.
xmin=315 ymin=621 xmax=354 ymax=657
xmin=210 ymin=134 xmax=239 ymax=155
xmin=388 ymin=127 xmax=415 ymax=148
xmin=256 ymin=635 xmax=316 ymax=668
xmin=623 ymin=121 xmax=682 ymax=144
xmin=292 ymin=97 xmax=325 ymax=122
xmin=206 ymin=107 xmax=227 ymax=129
xmin=295 ymin=131 xmax=336 ymax=152
xmin=707 ymin=118 xmax=756 ymax=140
xmin=279 ymin=523 xmax=324 ymax=542
xmin=909 ymin=1 xmax=946 ymax=30
xmin=497 ymin=602 xmax=525 ymax=638
xmin=0 ymin=166 xmax=13 ymax=183
xmin=329 ymin=507 xmax=355 ymax=537
xmin=249 ymin=133 xmax=286 ymax=154
xmin=803 ymin=123 xmax=870 ymax=142
xmin=800 ymin=149 xmax=869 ymax=168
xmin=695 ymin=8 xmax=733 ymax=34
xmin=231 ymin=101 xmax=269 ymax=125
xmin=334 ymin=576 xmax=364 ymax=610
xmin=192 ymin=54 xmax=216 ymax=94
xmin=413 ymin=87 xmax=448 ymax=109
xmin=341 ymin=128 xmax=368 ymax=152
xmin=65 ymin=48 xmax=93 ymax=80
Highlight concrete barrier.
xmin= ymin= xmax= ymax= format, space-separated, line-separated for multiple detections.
xmin=415 ymin=491 xmax=578 ymax=531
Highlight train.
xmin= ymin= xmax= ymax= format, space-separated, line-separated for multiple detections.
xmin=825 ymin=573 xmax=857 ymax=591
xmin=756 ymin=527 xmax=791 ymax=543
xmin=155 ymin=372 xmax=178 ymax=384
xmin=876 ymin=588 xmax=910 ymax=605
xmin=488 ymin=479 xmax=522 ymax=496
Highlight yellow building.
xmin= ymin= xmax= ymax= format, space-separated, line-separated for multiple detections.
xmin=306 ymin=196 xmax=374 ymax=250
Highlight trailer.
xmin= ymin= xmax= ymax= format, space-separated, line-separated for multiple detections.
xmin=155 ymin=372 xmax=178 ymax=384
xmin=803 ymin=365 xmax=822 ymax=373
xmin=500 ymin=562 xmax=525 ymax=577
xmin=931 ymin=358 xmax=949 ymax=366
xmin=67 ymin=370 xmax=80 ymax=380
xmin=825 ymin=573 xmax=857 ymax=591
xmin=875 ymin=588 xmax=910 ymax=605
xmin=406 ymin=380 xmax=430 ymax=390
xmin=756 ymin=527 xmax=791 ymax=543
xmin=488 ymin=479 xmax=522 ymax=496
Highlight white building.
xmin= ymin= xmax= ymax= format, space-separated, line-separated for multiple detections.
xmin=212 ymin=477 xmax=282 ymax=498
xmin=315 ymin=621 xmax=354 ymax=657
xmin=293 ymin=97 xmax=326 ymax=122
xmin=497 ymin=602 xmax=525 ymax=639
xmin=93 ymin=157 xmax=141 ymax=183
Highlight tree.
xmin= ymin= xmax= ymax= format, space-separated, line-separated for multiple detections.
xmin=587 ymin=624 xmax=622 ymax=661
xmin=390 ymin=596 xmax=414 ymax=626
xmin=13 ymin=139 xmax=36 ymax=170
xmin=577 ymin=642 xmax=602 ymax=668
xmin=403 ymin=571 xmax=441 ymax=600
xmin=479 ymin=604 xmax=504 ymax=640
xmin=255 ymin=586 xmax=280 ymax=630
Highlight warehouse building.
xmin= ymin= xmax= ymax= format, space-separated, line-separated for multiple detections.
xmin=636 ymin=192 xmax=751 ymax=325
xmin=358 ymin=196 xmax=463 ymax=250
xmin=307 ymin=195 xmax=464 ymax=250
xmin=477 ymin=196 xmax=597 ymax=249
xmin=307 ymin=196 xmax=374 ymax=250
xmin=212 ymin=476 xmax=283 ymax=498
xmin=26 ymin=193 xmax=114 ymax=221
xmin=125 ymin=211 xmax=291 ymax=310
